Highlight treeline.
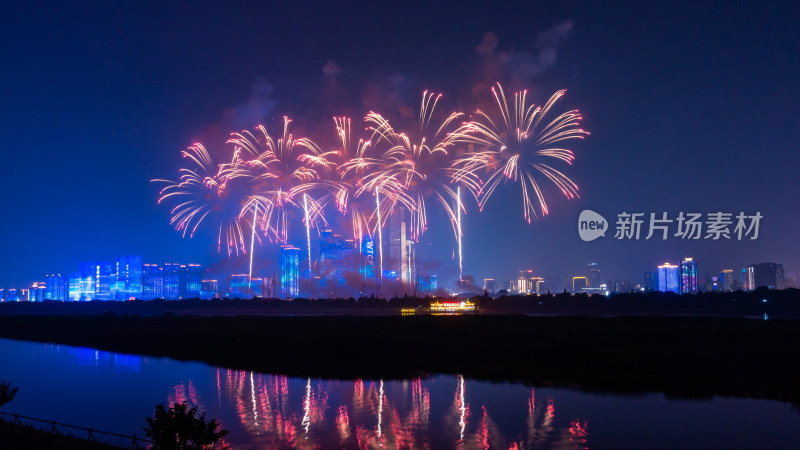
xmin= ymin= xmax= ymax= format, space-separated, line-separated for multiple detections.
xmin=0 ymin=288 xmax=799 ymax=317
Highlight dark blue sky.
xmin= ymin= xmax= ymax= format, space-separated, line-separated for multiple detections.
xmin=2 ymin=0 xmax=799 ymax=288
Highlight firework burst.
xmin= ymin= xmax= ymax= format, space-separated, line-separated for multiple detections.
xmin=154 ymin=143 xmax=256 ymax=256
xmin=365 ymin=91 xmax=480 ymax=241
xmin=221 ymin=117 xmax=331 ymax=243
xmin=454 ymin=83 xmax=589 ymax=222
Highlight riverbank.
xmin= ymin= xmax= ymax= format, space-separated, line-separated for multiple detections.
xmin=0 ymin=418 xmax=123 ymax=449
xmin=0 ymin=314 xmax=798 ymax=404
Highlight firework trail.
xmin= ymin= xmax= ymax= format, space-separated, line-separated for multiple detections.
xmin=454 ymin=83 xmax=588 ymax=222
xmin=365 ymin=91 xmax=480 ymax=241
xmin=154 ymin=143 xmax=256 ymax=256
xmin=221 ymin=117 xmax=331 ymax=244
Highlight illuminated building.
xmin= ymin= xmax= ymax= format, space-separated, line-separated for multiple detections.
xmin=45 ymin=274 xmax=67 ymax=301
xmin=744 ymin=262 xmax=784 ymax=290
xmin=281 ymin=245 xmax=300 ymax=298
xmin=142 ymin=263 xmax=164 ymax=299
xmin=530 ymin=277 xmax=545 ymax=294
xmin=162 ymin=263 xmax=182 ymax=299
xmin=319 ymin=229 xmax=355 ymax=277
xmin=360 ymin=236 xmax=375 ymax=279
xmin=741 ymin=267 xmax=754 ymax=291
xmin=75 ymin=262 xmax=111 ymax=300
xmin=587 ymin=262 xmax=600 ymax=289
xmin=229 ymin=274 xmax=256 ymax=298
xmin=417 ymin=274 xmax=438 ymax=295
xmin=572 ymin=276 xmax=588 ymax=293
xmin=679 ymin=258 xmax=698 ymax=294
xmin=200 ymin=279 xmax=218 ymax=299
xmin=68 ymin=273 xmax=81 ymax=301
xmin=657 ymin=263 xmax=680 ymax=294
xmin=720 ymin=269 xmax=735 ymax=291
xmin=1 ymin=289 xmax=24 ymax=302
xmin=114 ymin=256 xmax=142 ymax=300
xmin=30 ymin=281 xmax=46 ymax=302
xmin=388 ymin=206 xmax=414 ymax=284
xmin=483 ymin=278 xmax=497 ymax=293
xmin=516 ymin=276 xmax=530 ymax=294
xmin=93 ymin=262 xmax=114 ymax=300
xmin=183 ymin=264 xmax=202 ymax=298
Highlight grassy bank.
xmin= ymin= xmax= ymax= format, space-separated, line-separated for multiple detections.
xmin=0 ymin=314 xmax=799 ymax=403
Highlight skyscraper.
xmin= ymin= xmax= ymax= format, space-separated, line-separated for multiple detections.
xmin=114 ymin=256 xmax=142 ymax=300
xmin=281 ymin=245 xmax=300 ymax=298
xmin=679 ymin=258 xmax=698 ymax=294
xmin=483 ymin=278 xmax=497 ymax=293
xmin=388 ymin=206 xmax=413 ymax=284
xmin=587 ymin=262 xmax=600 ymax=289
xmin=360 ymin=236 xmax=374 ymax=279
xmin=45 ymin=274 xmax=67 ymax=301
xmin=720 ymin=269 xmax=735 ymax=291
xmin=657 ymin=263 xmax=680 ymax=294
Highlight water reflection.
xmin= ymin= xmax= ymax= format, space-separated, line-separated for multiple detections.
xmin=3 ymin=338 xmax=798 ymax=450
xmin=170 ymin=368 xmax=589 ymax=449
xmin=47 ymin=344 xmax=141 ymax=372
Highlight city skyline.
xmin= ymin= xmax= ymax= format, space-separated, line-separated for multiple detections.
xmin=2 ymin=1 xmax=799 ymax=290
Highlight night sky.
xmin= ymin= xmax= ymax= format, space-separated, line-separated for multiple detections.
xmin=2 ymin=0 xmax=799 ymax=289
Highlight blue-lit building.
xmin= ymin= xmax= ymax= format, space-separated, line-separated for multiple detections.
xmin=229 ymin=274 xmax=259 ymax=298
xmin=657 ymin=263 xmax=680 ymax=294
xmin=680 ymin=258 xmax=698 ymax=294
xmin=31 ymin=281 xmax=46 ymax=302
xmin=162 ymin=263 xmax=181 ymax=299
xmin=319 ymin=229 xmax=355 ymax=275
xmin=182 ymin=264 xmax=202 ymax=298
xmin=360 ymin=236 xmax=375 ymax=279
xmin=69 ymin=263 xmax=94 ymax=302
xmin=200 ymin=279 xmax=218 ymax=300
xmin=142 ymin=263 xmax=164 ymax=299
xmin=94 ymin=262 xmax=114 ymax=300
xmin=114 ymin=256 xmax=142 ymax=300
xmin=45 ymin=274 xmax=67 ymax=301
xmin=281 ymin=246 xmax=300 ymax=298
xmin=417 ymin=273 xmax=438 ymax=295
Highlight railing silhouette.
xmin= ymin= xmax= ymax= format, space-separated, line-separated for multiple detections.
xmin=0 ymin=411 xmax=152 ymax=449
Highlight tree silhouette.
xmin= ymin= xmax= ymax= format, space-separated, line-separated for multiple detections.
xmin=0 ymin=379 xmax=18 ymax=408
xmin=144 ymin=402 xmax=228 ymax=449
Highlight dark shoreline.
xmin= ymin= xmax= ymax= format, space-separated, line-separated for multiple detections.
xmin=1 ymin=313 xmax=799 ymax=405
